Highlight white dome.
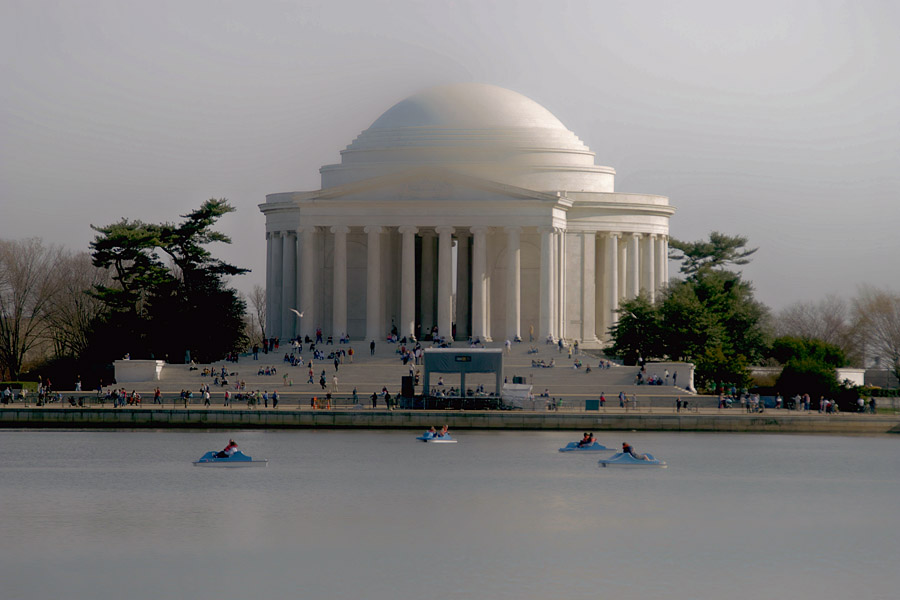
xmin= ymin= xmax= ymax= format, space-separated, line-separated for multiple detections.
xmin=368 ymin=83 xmax=569 ymax=131
xmin=320 ymin=83 xmax=615 ymax=193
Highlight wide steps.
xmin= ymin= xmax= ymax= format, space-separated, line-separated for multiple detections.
xmin=150 ymin=340 xmax=684 ymax=401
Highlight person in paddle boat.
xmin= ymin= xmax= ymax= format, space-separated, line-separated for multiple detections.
xmin=437 ymin=424 xmax=449 ymax=438
xmin=622 ymin=442 xmax=649 ymax=461
xmin=576 ymin=432 xmax=592 ymax=447
xmin=216 ymin=439 xmax=239 ymax=458
xmin=426 ymin=426 xmax=437 ymax=437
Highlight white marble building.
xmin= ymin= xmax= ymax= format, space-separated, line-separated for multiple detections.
xmin=260 ymin=83 xmax=673 ymax=348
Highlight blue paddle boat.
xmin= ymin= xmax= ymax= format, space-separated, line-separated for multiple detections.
xmin=193 ymin=450 xmax=268 ymax=467
xmin=558 ymin=441 xmax=611 ymax=452
xmin=416 ymin=431 xmax=458 ymax=443
xmin=598 ymin=452 xmax=667 ymax=468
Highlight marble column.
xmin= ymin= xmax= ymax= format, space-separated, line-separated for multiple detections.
xmin=420 ymin=231 xmax=435 ymax=334
xmin=299 ymin=226 xmax=316 ymax=340
xmin=399 ymin=226 xmax=417 ymax=339
xmin=271 ymin=231 xmax=284 ymax=341
xmin=436 ymin=226 xmax=455 ymax=340
xmin=265 ymin=232 xmax=274 ymax=339
xmin=331 ymin=225 xmax=349 ymax=339
xmin=662 ymin=236 xmax=669 ymax=285
xmin=643 ymin=234 xmax=656 ymax=302
xmin=365 ymin=226 xmax=382 ymax=342
xmin=617 ymin=235 xmax=627 ymax=302
xmin=556 ymin=228 xmax=566 ymax=340
xmin=581 ymin=231 xmax=597 ymax=343
xmin=505 ymin=226 xmax=521 ymax=341
xmin=455 ymin=231 xmax=470 ymax=339
xmin=549 ymin=229 xmax=557 ymax=339
xmin=628 ymin=233 xmax=641 ymax=299
xmin=538 ymin=226 xmax=554 ymax=341
xmin=471 ymin=226 xmax=488 ymax=341
xmin=605 ymin=233 xmax=620 ymax=332
xmin=281 ymin=231 xmax=297 ymax=341
xmin=595 ymin=234 xmax=605 ymax=337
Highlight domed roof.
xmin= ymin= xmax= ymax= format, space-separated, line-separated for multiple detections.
xmin=368 ymin=83 xmax=569 ymax=131
xmin=320 ymin=83 xmax=615 ymax=193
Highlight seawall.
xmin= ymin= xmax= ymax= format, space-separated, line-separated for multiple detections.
xmin=2 ymin=407 xmax=898 ymax=434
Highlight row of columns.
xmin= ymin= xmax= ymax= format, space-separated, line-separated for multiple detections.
xmin=266 ymin=227 xmax=668 ymax=344
xmin=266 ymin=225 xmax=529 ymax=344
xmin=603 ymin=231 xmax=669 ymax=328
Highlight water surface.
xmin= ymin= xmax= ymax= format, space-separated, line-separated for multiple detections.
xmin=1 ymin=430 xmax=897 ymax=600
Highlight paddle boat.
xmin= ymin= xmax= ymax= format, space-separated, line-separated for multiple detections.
xmin=598 ymin=452 xmax=667 ymax=468
xmin=416 ymin=431 xmax=458 ymax=444
xmin=193 ymin=450 xmax=268 ymax=467
xmin=558 ymin=441 xmax=611 ymax=452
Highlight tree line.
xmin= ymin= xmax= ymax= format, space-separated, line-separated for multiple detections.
xmin=0 ymin=200 xmax=249 ymax=386
xmin=607 ymin=232 xmax=900 ymax=398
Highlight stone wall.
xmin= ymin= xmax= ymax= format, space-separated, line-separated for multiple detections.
xmin=1 ymin=407 xmax=897 ymax=434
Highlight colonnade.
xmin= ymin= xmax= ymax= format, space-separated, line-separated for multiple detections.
xmin=265 ymin=226 xmax=668 ymax=347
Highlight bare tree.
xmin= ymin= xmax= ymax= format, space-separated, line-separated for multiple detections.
xmin=247 ymin=284 xmax=267 ymax=343
xmin=854 ymin=286 xmax=900 ymax=384
xmin=774 ymin=296 xmax=862 ymax=365
xmin=45 ymin=251 xmax=112 ymax=358
xmin=0 ymin=239 xmax=64 ymax=380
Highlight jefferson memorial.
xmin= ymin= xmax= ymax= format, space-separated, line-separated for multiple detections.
xmin=260 ymin=83 xmax=673 ymax=348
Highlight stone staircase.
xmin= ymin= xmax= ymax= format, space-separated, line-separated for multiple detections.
xmin=152 ymin=338 xmax=690 ymax=407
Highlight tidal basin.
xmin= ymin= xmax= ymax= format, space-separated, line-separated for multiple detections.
xmin=1 ymin=429 xmax=897 ymax=600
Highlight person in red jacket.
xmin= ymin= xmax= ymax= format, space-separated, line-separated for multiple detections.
xmin=216 ymin=439 xmax=238 ymax=458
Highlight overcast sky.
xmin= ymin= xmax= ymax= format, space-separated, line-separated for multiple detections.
xmin=2 ymin=0 xmax=898 ymax=311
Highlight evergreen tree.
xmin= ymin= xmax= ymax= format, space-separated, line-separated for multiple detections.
xmin=771 ymin=336 xmax=846 ymax=399
xmin=606 ymin=294 xmax=659 ymax=365
xmin=669 ymin=231 xmax=758 ymax=276
xmin=89 ymin=199 xmax=248 ymax=364
xmin=606 ymin=232 xmax=768 ymax=390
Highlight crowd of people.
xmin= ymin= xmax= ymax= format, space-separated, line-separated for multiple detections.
xmin=634 ymin=366 xmax=676 ymax=386
xmin=13 ymin=325 xmax=895 ymax=419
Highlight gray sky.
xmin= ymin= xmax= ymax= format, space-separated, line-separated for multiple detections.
xmin=2 ymin=0 xmax=898 ymax=311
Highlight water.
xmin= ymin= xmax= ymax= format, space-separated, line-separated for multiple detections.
xmin=1 ymin=430 xmax=898 ymax=600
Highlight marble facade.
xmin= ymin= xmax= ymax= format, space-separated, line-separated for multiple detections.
xmin=260 ymin=84 xmax=674 ymax=348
